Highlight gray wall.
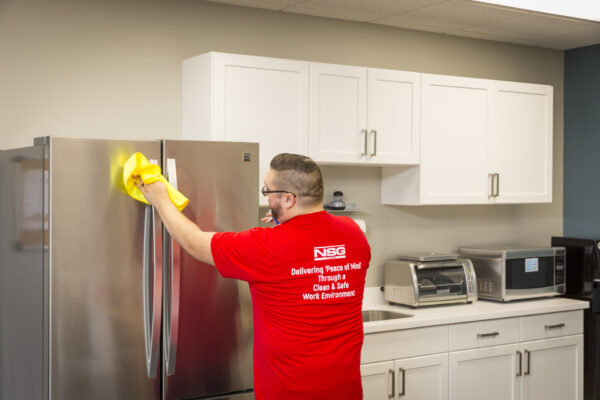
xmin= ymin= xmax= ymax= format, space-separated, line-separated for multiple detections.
xmin=564 ymin=44 xmax=600 ymax=238
xmin=0 ymin=0 xmax=565 ymax=286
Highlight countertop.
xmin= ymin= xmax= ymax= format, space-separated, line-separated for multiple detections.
xmin=362 ymin=287 xmax=590 ymax=334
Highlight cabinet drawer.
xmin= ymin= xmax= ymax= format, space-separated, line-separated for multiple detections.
xmin=361 ymin=325 xmax=448 ymax=364
xmin=520 ymin=310 xmax=583 ymax=342
xmin=449 ymin=317 xmax=520 ymax=351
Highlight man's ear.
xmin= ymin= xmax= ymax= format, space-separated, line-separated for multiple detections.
xmin=283 ymin=193 xmax=296 ymax=209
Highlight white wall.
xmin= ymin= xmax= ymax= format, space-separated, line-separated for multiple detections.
xmin=0 ymin=0 xmax=564 ymax=286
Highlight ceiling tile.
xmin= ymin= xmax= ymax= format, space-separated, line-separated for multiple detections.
xmin=375 ymin=0 xmax=528 ymax=31
xmin=281 ymin=6 xmax=372 ymax=21
xmin=374 ymin=19 xmax=448 ymax=33
xmin=205 ymin=0 xmax=304 ymax=11
xmin=203 ymin=0 xmax=600 ymax=49
xmin=464 ymin=12 xmax=599 ymax=40
xmin=533 ymin=26 xmax=600 ymax=50
xmin=451 ymin=29 xmax=525 ymax=43
xmin=284 ymin=0 xmax=445 ymax=21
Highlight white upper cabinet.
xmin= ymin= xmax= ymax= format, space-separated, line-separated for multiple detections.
xmin=382 ymin=74 xmax=553 ymax=205
xmin=488 ymin=82 xmax=553 ymax=204
xmin=419 ymin=74 xmax=493 ymax=204
xmin=368 ymin=68 xmax=420 ymax=165
xmin=183 ymin=52 xmax=553 ymax=206
xmin=309 ymin=62 xmax=420 ymax=165
xmin=182 ymin=52 xmax=309 ymax=205
xmin=309 ymin=63 xmax=367 ymax=163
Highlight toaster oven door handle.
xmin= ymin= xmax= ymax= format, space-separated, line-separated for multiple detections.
xmin=416 ymin=263 xmax=463 ymax=269
xmin=477 ymin=331 xmax=499 ymax=338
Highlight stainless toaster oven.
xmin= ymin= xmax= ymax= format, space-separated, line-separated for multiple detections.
xmin=384 ymin=253 xmax=477 ymax=307
xmin=458 ymin=245 xmax=565 ymax=302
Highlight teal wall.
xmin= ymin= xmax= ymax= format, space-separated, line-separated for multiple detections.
xmin=564 ymin=44 xmax=600 ymax=238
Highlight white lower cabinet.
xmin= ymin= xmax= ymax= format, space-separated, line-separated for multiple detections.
xmin=520 ymin=335 xmax=583 ymax=400
xmin=448 ymin=335 xmax=583 ymax=400
xmin=362 ymin=310 xmax=583 ymax=400
xmin=361 ymin=361 xmax=395 ymax=399
xmin=449 ymin=344 xmax=520 ymax=400
xmin=362 ymin=353 xmax=448 ymax=400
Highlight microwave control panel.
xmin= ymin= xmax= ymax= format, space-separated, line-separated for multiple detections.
xmin=555 ymin=252 xmax=565 ymax=285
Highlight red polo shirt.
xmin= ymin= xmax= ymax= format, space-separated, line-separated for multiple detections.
xmin=211 ymin=211 xmax=370 ymax=400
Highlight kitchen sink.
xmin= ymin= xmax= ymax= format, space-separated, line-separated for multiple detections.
xmin=362 ymin=309 xmax=413 ymax=322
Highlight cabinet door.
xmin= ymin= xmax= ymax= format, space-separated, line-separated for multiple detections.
xmin=488 ymin=82 xmax=553 ymax=203
xmin=394 ymin=353 xmax=448 ymax=400
xmin=420 ymin=74 xmax=493 ymax=204
xmin=449 ymin=344 xmax=520 ymax=400
xmin=213 ymin=53 xmax=309 ymax=205
xmin=309 ymin=63 xmax=367 ymax=163
xmin=361 ymin=361 xmax=395 ymax=400
xmin=520 ymin=335 xmax=583 ymax=400
xmin=367 ymin=69 xmax=420 ymax=165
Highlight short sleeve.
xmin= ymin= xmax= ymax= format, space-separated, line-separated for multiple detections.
xmin=211 ymin=228 xmax=271 ymax=282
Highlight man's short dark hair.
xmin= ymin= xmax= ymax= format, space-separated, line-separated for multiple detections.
xmin=270 ymin=153 xmax=324 ymax=207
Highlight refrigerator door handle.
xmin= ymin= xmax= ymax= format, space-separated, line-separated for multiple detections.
xmin=164 ymin=158 xmax=181 ymax=376
xmin=143 ymin=204 xmax=162 ymax=378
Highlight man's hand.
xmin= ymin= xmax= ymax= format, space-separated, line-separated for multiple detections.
xmin=136 ymin=178 xmax=169 ymax=206
xmin=261 ymin=210 xmax=277 ymax=224
xmin=134 ymin=177 xmax=216 ymax=266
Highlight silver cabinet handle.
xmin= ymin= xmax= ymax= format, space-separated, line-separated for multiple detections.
xmin=370 ymin=129 xmax=377 ymax=157
xmin=489 ymin=173 xmax=500 ymax=197
xmin=143 ymin=204 xmax=163 ymax=378
xmin=477 ymin=331 xmax=499 ymax=338
xmin=495 ymin=173 xmax=500 ymax=197
xmin=398 ymin=367 xmax=406 ymax=397
xmin=164 ymin=158 xmax=181 ymax=376
xmin=388 ymin=369 xmax=395 ymax=399
xmin=524 ymin=350 xmax=531 ymax=375
xmin=544 ymin=323 xmax=565 ymax=329
xmin=361 ymin=129 xmax=368 ymax=157
xmin=516 ymin=351 xmax=522 ymax=377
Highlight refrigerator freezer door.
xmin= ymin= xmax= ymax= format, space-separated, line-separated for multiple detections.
xmin=0 ymin=145 xmax=46 ymax=400
xmin=162 ymin=140 xmax=258 ymax=400
xmin=49 ymin=138 xmax=161 ymax=400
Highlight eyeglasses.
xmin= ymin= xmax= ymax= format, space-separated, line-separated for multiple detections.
xmin=261 ymin=185 xmax=297 ymax=198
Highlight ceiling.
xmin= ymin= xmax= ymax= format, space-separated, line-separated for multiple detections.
xmin=204 ymin=0 xmax=600 ymax=50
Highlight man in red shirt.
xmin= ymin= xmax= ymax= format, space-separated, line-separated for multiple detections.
xmin=139 ymin=153 xmax=371 ymax=399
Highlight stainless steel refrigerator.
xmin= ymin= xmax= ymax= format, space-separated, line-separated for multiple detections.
xmin=0 ymin=137 xmax=257 ymax=400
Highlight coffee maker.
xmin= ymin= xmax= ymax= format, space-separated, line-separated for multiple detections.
xmin=551 ymin=236 xmax=600 ymax=400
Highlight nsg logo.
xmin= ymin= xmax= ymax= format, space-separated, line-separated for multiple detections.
xmin=314 ymin=245 xmax=346 ymax=261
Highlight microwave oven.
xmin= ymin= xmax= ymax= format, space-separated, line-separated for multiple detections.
xmin=457 ymin=245 xmax=565 ymax=301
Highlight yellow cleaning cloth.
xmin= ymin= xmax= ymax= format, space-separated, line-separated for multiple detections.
xmin=123 ymin=152 xmax=189 ymax=211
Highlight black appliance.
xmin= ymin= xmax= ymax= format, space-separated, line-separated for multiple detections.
xmin=551 ymin=236 xmax=600 ymax=400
